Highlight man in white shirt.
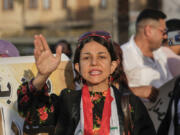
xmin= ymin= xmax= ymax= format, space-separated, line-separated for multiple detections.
xmin=121 ymin=9 xmax=173 ymax=102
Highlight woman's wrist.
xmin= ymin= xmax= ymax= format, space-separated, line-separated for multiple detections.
xmin=32 ymin=73 xmax=49 ymax=90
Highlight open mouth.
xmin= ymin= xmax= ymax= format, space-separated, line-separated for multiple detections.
xmin=89 ymin=70 xmax=102 ymax=76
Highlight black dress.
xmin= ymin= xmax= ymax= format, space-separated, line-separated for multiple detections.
xmin=17 ymin=81 xmax=156 ymax=135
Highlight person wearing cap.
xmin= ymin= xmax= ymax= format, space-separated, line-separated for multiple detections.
xmin=0 ymin=40 xmax=19 ymax=57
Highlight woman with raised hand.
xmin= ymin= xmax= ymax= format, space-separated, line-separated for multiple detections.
xmin=17 ymin=31 xmax=156 ymax=135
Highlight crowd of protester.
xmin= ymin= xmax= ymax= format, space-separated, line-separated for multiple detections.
xmin=1 ymin=8 xmax=180 ymax=135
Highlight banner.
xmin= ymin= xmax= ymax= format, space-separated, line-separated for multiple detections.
xmin=143 ymin=77 xmax=177 ymax=131
xmin=0 ymin=54 xmax=75 ymax=135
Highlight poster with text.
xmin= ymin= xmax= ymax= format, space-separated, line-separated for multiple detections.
xmin=0 ymin=55 xmax=75 ymax=135
xmin=143 ymin=77 xmax=177 ymax=131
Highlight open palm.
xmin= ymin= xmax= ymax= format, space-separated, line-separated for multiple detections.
xmin=33 ymin=35 xmax=62 ymax=77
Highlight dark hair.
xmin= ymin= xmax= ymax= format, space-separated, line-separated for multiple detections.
xmin=73 ymin=36 xmax=117 ymax=84
xmin=113 ymin=42 xmax=129 ymax=89
xmin=56 ymin=40 xmax=72 ymax=58
xmin=136 ymin=9 xmax=166 ymax=25
xmin=166 ymin=18 xmax=180 ymax=32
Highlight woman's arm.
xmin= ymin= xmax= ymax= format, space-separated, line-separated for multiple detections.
xmin=17 ymin=80 xmax=58 ymax=122
xmin=130 ymin=86 xmax=159 ymax=102
xmin=33 ymin=35 xmax=62 ymax=90
xmin=17 ymin=81 xmax=60 ymax=134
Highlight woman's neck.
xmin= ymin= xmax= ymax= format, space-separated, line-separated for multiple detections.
xmin=86 ymin=81 xmax=109 ymax=92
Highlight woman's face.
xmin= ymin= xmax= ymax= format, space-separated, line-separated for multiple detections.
xmin=75 ymin=41 xmax=117 ymax=87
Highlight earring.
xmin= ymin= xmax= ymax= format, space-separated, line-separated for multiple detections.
xmin=108 ymin=75 xmax=113 ymax=86
xmin=79 ymin=74 xmax=86 ymax=84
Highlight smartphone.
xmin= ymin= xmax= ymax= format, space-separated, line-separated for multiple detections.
xmin=168 ymin=30 xmax=180 ymax=45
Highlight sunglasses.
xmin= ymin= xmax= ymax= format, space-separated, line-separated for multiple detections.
xmin=150 ymin=25 xmax=168 ymax=36
xmin=78 ymin=31 xmax=112 ymax=43
xmin=159 ymin=28 xmax=168 ymax=36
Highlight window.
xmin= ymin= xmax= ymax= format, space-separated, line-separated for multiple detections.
xmin=3 ymin=0 xmax=13 ymax=10
xmin=100 ymin=0 xmax=107 ymax=9
xmin=43 ymin=0 xmax=50 ymax=9
xmin=29 ymin=0 xmax=38 ymax=9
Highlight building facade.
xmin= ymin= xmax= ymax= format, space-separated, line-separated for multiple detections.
xmin=0 ymin=0 xmax=116 ymax=38
xmin=0 ymin=0 xmax=118 ymax=55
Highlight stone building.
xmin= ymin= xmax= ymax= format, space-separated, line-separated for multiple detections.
xmin=0 ymin=0 xmax=118 ymax=55
xmin=0 ymin=0 xmax=116 ymax=38
xmin=1 ymin=0 xmax=179 ymax=55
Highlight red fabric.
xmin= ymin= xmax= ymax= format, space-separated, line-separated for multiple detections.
xmin=82 ymin=84 xmax=113 ymax=135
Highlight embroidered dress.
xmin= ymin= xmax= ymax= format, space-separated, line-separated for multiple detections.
xmin=89 ymin=91 xmax=108 ymax=134
xmin=17 ymin=81 xmax=156 ymax=135
xmin=17 ymin=81 xmax=109 ymax=133
xmin=17 ymin=81 xmax=57 ymax=129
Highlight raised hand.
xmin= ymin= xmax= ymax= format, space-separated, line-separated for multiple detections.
xmin=34 ymin=34 xmax=62 ymax=77
xmin=32 ymin=35 xmax=62 ymax=90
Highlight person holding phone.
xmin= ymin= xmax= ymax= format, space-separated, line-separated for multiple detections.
xmin=161 ymin=18 xmax=180 ymax=77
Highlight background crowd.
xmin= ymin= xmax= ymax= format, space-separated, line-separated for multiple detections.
xmin=1 ymin=8 xmax=180 ymax=135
